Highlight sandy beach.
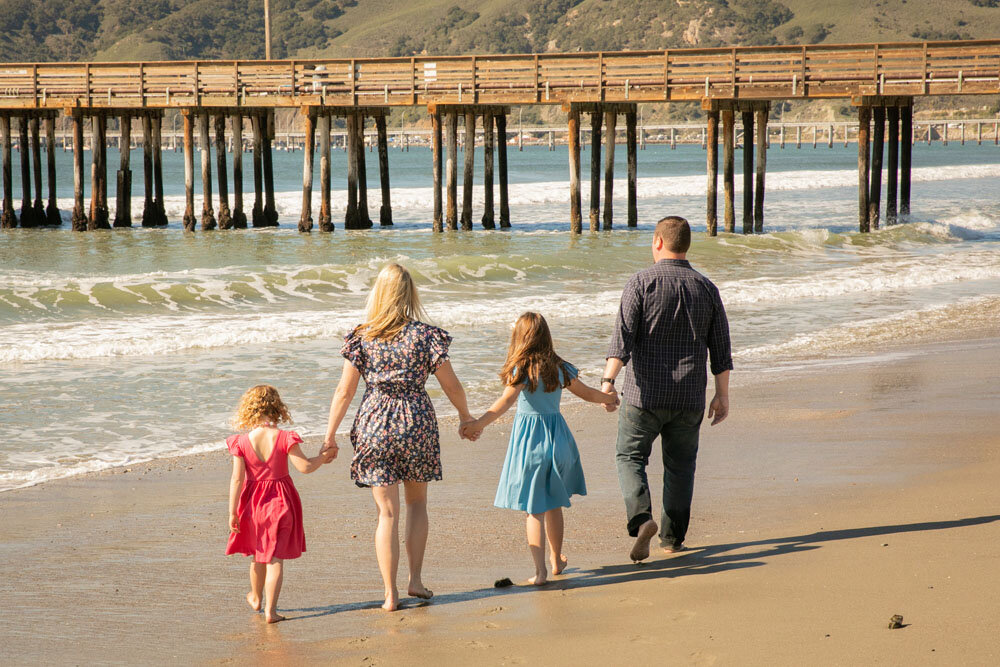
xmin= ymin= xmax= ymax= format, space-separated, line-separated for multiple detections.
xmin=2 ymin=335 xmax=999 ymax=665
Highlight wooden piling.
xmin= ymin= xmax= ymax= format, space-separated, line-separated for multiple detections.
xmin=900 ymin=105 xmax=912 ymax=218
xmin=445 ymin=112 xmax=458 ymax=230
xmin=602 ymin=111 xmax=616 ymax=230
xmin=231 ymin=114 xmax=247 ymax=229
xmin=706 ymin=110 xmax=719 ymax=236
xmin=741 ymin=111 xmax=753 ymax=235
xmin=568 ymin=107 xmax=582 ymax=233
xmin=142 ymin=115 xmax=156 ymax=227
xmin=461 ymin=111 xmax=476 ymax=230
xmin=626 ymin=110 xmax=637 ymax=228
xmin=30 ymin=117 xmax=44 ymax=223
xmin=356 ymin=114 xmax=372 ymax=228
xmin=589 ymin=110 xmax=602 ymax=231
xmin=317 ymin=114 xmax=332 ymax=232
xmin=298 ymin=110 xmax=314 ymax=232
xmin=199 ymin=112 xmax=216 ymax=230
xmin=113 ymin=115 xmax=132 ymax=227
xmin=151 ymin=115 xmax=166 ymax=225
xmin=71 ymin=113 xmax=86 ymax=231
xmin=496 ymin=113 xmax=510 ymax=228
xmin=376 ymin=114 xmax=392 ymax=226
xmin=886 ymin=107 xmax=899 ymax=225
xmin=263 ymin=110 xmax=278 ymax=225
xmin=431 ymin=111 xmax=442 ymax=232
xmin=722 ymin=110 xmax=735 ymax=233
xmin=869 ymin=107 xmax=885 ymax=231
xmin=44 ymin=116 xmax=60 ymax=226
xmin=0 ymin=116 xmax=15 ymax=228
xmin=858 ymin=106 xmax=871 ymax=233
xmin=345 ymin=113 xmax=359 ymax=229
xmin=251 ymin=115 xmax=265 ymax=227
xmin=754 ymin=108 xmax=767 ymax=234
xmin=215 ymin=115 xmax=233 ymax=229
xmin=481 ymin=111 xmax=495 ymax=230
xmin=182 ymin=113 xmax=197 ymax=231
xmin=20 ymin=117 xmax=36 ymax=227
xmin=89 ymin=115 xmax=109 ymax=230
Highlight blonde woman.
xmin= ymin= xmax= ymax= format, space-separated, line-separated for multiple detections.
xmin=323 ymin=263 xmax=475 ymax=611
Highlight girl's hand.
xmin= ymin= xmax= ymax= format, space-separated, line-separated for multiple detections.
xmin=320 ymin=436 xmax=338 ymax=463
xmin=460 ymin=419 xmax=483 ymax=441
xmin=228 ymin=512 xmax=240 ymax=533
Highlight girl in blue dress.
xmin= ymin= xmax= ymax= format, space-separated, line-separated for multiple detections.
xmin=464 ymin=312 xmax=618 ymax=585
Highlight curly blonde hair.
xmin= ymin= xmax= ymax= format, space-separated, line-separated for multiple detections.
xmin=232 ymin=385 xmax=292 ymax=431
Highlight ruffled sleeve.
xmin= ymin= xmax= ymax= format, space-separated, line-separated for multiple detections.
xmin=226 ymin=434 xmax=243 ymax=457
xmin=341 ymin=327 xmax=365 ymax=369
xmin=427 ymin=326 xmax=453 ymax=373
xmin=561 ymin=362 xmax=579 ymax=384
xmin=282 ymin=430 xmax=304 ymax=453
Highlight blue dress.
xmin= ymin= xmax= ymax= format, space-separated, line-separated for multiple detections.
xmin=494 ymin=363 xmax=588 ymax=514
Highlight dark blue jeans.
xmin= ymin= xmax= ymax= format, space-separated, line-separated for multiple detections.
xmin=615 ymin=402 xmax=704 ymax=547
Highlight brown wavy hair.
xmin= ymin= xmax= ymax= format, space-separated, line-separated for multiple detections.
xmin=231 ymin=384 xmax=292 ymax=431
xmin=500 ymin=312 xmax=571 ymax=393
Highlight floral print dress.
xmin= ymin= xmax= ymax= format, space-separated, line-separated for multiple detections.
xmin=341 ymin=320 xmax=452 ymax=487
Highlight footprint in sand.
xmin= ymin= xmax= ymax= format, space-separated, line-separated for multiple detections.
xmin=484 ymin=621 xmax=500 ymax=629
xmin=485 ymin=606 xmax=505 ymax=615
xmin=689 ymin=650 xmax=718 ymax=667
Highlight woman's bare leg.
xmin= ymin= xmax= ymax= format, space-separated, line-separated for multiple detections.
xmin=402 ymin=480 xmax=432 ymax=599
xmin=263 ymin=559 xmax=285 ymax=623
xmin=526 ymin=513 xmax=547 ymax=585
xmin=247 ymin=561 xmax=265 ymax=611
xmin=372 ymin=484 xmax=401 ymax=611
xmin=544 ymin=508 xmax=568 ymax=575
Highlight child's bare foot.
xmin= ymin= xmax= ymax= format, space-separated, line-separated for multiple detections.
xmin=382 ymin=592 xmax=400 ymax=611
xmin=629 ymin=520 xmax=658 ymax=562
xmin=550 ymin=554 xmax=568 ymax=575
xmin=246 ymin=591 xmax=262 ymax=612
xmin=526 ymin=572 xmax=548 ymax=586
xmin=265 ymin=611 xmax=285 ymax=624
xmin=408 ymin=584 xmax=434 ymax=600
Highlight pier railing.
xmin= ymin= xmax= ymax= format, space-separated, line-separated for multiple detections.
xmin=1 ymin=40 xmax=999 ymax=110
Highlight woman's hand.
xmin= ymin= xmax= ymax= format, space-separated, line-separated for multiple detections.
xmin=228 ymin=512 xmax=240 ymax=533
xmin=459 ymin=419 xmax=482 ymax=441
xmin=321 ymin=436 xmax=339 ymax=462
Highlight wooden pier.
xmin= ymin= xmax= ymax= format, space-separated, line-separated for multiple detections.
xmin=1 ymin=39 xmax=998 ymax=233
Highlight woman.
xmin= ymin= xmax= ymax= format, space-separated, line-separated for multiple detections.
xmin=323 ymin=263 xmax=475 ymax=611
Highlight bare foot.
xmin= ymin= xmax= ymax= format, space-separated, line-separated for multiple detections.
xmin=550 ymin=554 xmax=568 ymax=575
xmin=663 ymin=543 xmax=687 ymax=555
xmin=629 ymin=520 xmax=658 ymax=562
xmin=408 ymin=585 xmax=434 ymax=600
xmin=265 ymin=612 xmax=285 ymax=624
xmin=382 ymin=593 xmax=400 ymax=612
xmin=246 ymin=591 xmax=262 ymax=612
xmin=526 ymin=573 xmax=548 ymax=586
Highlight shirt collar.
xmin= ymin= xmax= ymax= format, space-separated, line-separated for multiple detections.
xmin=655 ymin=258 xmax=691 ymax=267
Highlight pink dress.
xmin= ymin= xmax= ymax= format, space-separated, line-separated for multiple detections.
xmin=225 ymin=430 xmax=307 ymax=563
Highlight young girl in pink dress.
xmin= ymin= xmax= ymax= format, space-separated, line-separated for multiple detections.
xmin=225 ymin=385 xmax=334 ymax=623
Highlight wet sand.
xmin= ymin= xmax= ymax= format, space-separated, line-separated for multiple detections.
xmin=2 ymin=337 xmax=999 ymax=665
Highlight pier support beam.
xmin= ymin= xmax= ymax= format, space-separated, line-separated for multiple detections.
xmin=231 ymin=114 xmax=247 ymax=229
xmin=215 ymin=115 xmax=233 ymax=230
xmin=603 ymin=111 xmax=616 ymax=230
xmin=20 ymin=118 xmax=36 ymax=227
xmin=199 ymin=112 xmax=216 ymax=230
xmin=263 ymin=110 xmax=278 ymax=226
xmin=496 ymin=113 xmax=510 ymax=228
xmin=446 ymin=112 xmax=458 ymax=230
xmin=71 ymin=113 xmax=87 ymax=231
xmin=567 ymin=107 xmax=582 ymax=233
xmin=887 ymin=107 xmax=899 ymax=225
xmin=113 ymin=115 xmax=132 ymax=227
xmin=706 ymin=110 xmax=719 ymax=236
xmin=142 ymin=115 xmax=156 ymax=227
xmin=298 ymin=109 xmax=315 ymax=232
xmin=182 ymin=113 xmax=197 ymax=231
xmin=858 ymin=106 xmax=871 ymax=233
xmin=318 ymin=114 xmax=332 ymax=232
xmin=0 ymin=117 xmax=15 ymax=228
xmin=741 ymin=111 xmax=753 ymax=235
xmin=869 ymin=107 xmax=885 ymax=231
xmin=44 ymin=116 xmax=60 ymax=226
xmin=722 ymin=110 xmax=735 ymax=233
xmin=754 ymin=108 xmax=768 ymax=234
xmin=461 ymin=111 xmax=475 ymax=230
xmin=345 ymin=113 xmax=359 ymax=229
xmin=30 ymin=117 xmax=44 ymax=223
xmin=151 ymin=115 xmax=166 ymax=225
xmin=356 ymin=114 xmax=371 ymax=228
xmin=900 ymin=105 xmax=912 ymax=218
xmin=431 ymin=111 xmax=442 ymax=232
xmin=626 ymin=109 xmax=637 ymax=228
xmin=89 ymin=115 xmax=109 ymax=230
xmin=251 ymin=115 xmax=265 ymax=227
xmin=481 ymin=111 xmax=495 ymax=230
xmin=589 ymin=111 xmax=602 ymax=231
xmin=376 ymin=114 xmax=392 ymax=226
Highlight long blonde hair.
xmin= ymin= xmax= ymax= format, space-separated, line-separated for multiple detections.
xmin=357 ymin=263 xmax=428 ymax=341
xmin=500 ymin=312 xmax=571 ymax=393
xmin=232 ymin=384 xmax=292 ymax=430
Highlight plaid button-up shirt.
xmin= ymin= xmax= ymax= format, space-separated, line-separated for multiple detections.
xmin=607 ymin=259 xmax=733 ymax=412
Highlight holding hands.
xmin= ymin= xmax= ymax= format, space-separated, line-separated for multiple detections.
xmin=319 ymin=435 xmax=339 ymax=463
xmin=459 ymin=418 xmax=483 ymax=441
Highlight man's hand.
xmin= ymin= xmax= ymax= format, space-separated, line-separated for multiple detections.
xmin=708 ymin=393 xmax=729 ymax=425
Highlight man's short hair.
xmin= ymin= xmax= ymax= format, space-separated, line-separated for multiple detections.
xmin=654 ymin=216 xmax=691 ymax=253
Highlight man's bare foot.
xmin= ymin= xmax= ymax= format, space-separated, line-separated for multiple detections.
xmin=550 ymin=554 xmax=568 ymax=575
xmin=382 ymin=594 xmax=400 ymax=611
xmin=408 ymin=584 xmax=434 ymax=600
xmin=246 ymin=591 xmax=262 ymax=612
xmin=265 ymin=611 xmax=285 ymax=624
xmin=526 ymin=573 xmax=548 ymax=586
xmin=662 ymin=543 xmax=687 ymax=554
xmin=629 ymin=520 xmax=658 ymax=562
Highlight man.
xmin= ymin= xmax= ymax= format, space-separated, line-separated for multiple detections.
xmin=602 ymin=216 xmax=732 ymax=562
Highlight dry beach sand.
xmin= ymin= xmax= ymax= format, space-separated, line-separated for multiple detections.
xmin=2 ymin=337 xmax=999 ymax=665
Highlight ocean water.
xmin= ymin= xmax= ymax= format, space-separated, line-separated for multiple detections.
xmin=1 ymin=141 xmax=999 ymax=491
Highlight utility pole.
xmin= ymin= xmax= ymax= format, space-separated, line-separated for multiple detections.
xmin=264 ymin=0 xmax=272 ymax=60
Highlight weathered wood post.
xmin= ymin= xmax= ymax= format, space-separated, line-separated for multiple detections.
xmin=588 ymin=111 xmax=603 ymax=230
xmin=19 ymin=117 xmax=36 ymax=227
xmin=869 ymin=106 xmax=885 ymax=231
xmin=298 ymin=109 xmax=315 ymax=232
xmin=44 ymin=116 xmax=60 ymax=226
xmin=741 ymin=111 xmax=753 ymax=234
xmin=199 ymin=112 xmax=216 ymax=230
xmin=722 ymin=110 xmax=735 ymax=233
xmin=481 ymin=110 xmax=495 ymax=230
xmin=251 ymin=114 xmax=265 ymax=227
xmin=858 ymin=106 xmax=871 ymax=233
xmin=567 ymin=106 xmax=582 ymax=233
xmin=445 ymin=111 xmax=458 ymax=230
xmin=263 ymin=110 xmax=278 ymax=225
xmin=460 ymin=111 xmax=476 ymax=230
xmin=431 ymin=111 xmax=443 ymax=232
xmin=900 ymin=104 xmax=912 ymax=218
xmin=496 ymin=112 xmax=510 ymax=228
xmin=215 ymin=115 xmax=233 ymax=229
xmin=754 ymin=107 xmax=767 ymax=234
xmin=142 ymin=115 xmax=156 ymax=227
xmin=317 ymin=113 xmax=332 ymax=232
xmin=113 ymin=115 xmax=132 ymax=227
xmin=356 ymin=113 xmax=372 ymax=228
xmin=231 ymin=114 xmax=247 ymax=229
xmin=151 ymin=115 xmax=166 ymax=225
xmin=376 ymin=114 xmax=392 ymax=226
xmin=30 ymin=117 xmax=44 ymax=223
xmin=626 ymin=108 xmax=638 ymax=228
xmin=71 ymin=113 xmax=87 ymax=231
xmin=706 ymin=109 xmax=719 ymax=236
xmin=182 ymin=112 xmax=197 ymax=231
xmin=887 ymin=107 xmax=899 ymax=225
xmin=89 ymin=115 xmax=109 ymax=230
xmin=602 ymin=110 xmax=616 ymax=230
xmin=0 ymin=116 xmax=15 ymax=228
xmin=344 ymin=113 xmax=359 ymax=229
